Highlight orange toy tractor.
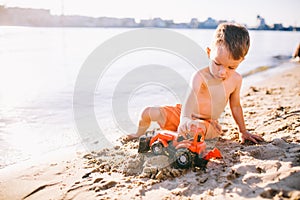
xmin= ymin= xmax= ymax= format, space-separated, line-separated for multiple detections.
xmin=138 ymin=129 xmax=222 ymax=169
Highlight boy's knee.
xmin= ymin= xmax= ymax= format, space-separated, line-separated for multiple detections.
xmin=140 ymin=106 xmax=152 ymax=118
xmin=140 ymin=106 xmax=157 ymax=121
xmin=140 ymin=106 xmax=163 ymax=121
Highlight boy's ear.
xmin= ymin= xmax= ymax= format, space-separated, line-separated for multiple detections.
xmin=206 ymin=47 xmax=211 ymax=58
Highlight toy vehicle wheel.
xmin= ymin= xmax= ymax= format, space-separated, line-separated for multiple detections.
xmin=194 ymin=154 xmax=208 ymax=169
xmin=138 ymin=135 xmax=151 ymax=153
xmin=174 ymin=148 xmax=192 ymax=169
xmin=151 ymin=141 xmax=164 ymax=155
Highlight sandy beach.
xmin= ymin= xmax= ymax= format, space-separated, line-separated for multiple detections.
xmin=0 ymin=61 xmax=300 ymax=200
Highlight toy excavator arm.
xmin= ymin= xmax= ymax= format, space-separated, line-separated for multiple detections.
xmin=204 ymin=147 xmax=222 ymax=160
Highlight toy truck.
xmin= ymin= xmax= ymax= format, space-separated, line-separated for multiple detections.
xmin=138 ymin=129 xmax=222 ymax=169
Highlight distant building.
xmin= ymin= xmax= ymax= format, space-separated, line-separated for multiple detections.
xmin=273 ymin=23 xmax=284 ymax=30
xmin=256 ymin=15 xmax=270 ymax=30
xmin=198 ymin=17 xmax=218 ymax=29
xmin=189 ymin=18 xmax=199 ymax=29
xmin=152 ymin=18 xmax=167 ymax=27
xmin=0 ymin=5 xmax=53 ymax=26
xmin=121 ymin=18 xmax=138 ymax=27
xmin=140 ymin=19 xmax=154 ymax=27
xmin=164 ymin=20 xmax=175 ymax=27
xmin=169 ymin=22 xmax=189 ymax=29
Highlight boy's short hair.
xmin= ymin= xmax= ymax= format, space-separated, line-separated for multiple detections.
xmin=213 ymin=23 xmax=250 ymax=60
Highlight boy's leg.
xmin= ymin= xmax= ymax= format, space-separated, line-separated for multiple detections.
xmin=136 ymin=106 xmax=165 ymax=137
xmin=124 ymin=106 xmax=165 ymax=141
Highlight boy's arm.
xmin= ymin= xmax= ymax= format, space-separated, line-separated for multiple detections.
xmin=178 ymin=72 xmax=202 ymax=136
xmin=229 ymin=75 xmax=264 ymax=144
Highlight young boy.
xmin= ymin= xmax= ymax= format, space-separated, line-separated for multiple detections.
xmin=124 ymin=23 xmax=263 ymax=144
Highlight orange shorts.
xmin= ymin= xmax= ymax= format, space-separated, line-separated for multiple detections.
xmin=158 ymin=104 xmax=221 ymax=139
xmin=159 ymin=104 xmax=182 ymax=131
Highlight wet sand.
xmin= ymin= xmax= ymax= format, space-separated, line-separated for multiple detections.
xmin=0 ymin=61 xmax=299 ymax=200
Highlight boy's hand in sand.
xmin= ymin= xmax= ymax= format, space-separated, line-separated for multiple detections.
xmin=239 ymin=130 xmax=264 ymax=144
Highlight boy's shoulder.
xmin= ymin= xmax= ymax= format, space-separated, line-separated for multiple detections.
xmin=192 ymin=68 xmax=209 ymax=82
xmin=198 ymin=67 xmax=210 ymax=77
xmin=227 ymin=71 xmax=243 ymax=90
xmin=231 ymin=71 xmax=243 ymax=82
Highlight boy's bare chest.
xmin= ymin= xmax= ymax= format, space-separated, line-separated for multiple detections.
xmin=199 ymin=81 xmax=235 ymax=100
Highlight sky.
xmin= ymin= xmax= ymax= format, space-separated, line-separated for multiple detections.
xmin=0 ymin=0 xmax=299 ymax=27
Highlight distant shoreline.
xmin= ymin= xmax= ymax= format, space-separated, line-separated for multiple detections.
xmin=0 ymin=25 xmax=299 ymax=32
xmin=0 ymin=5 xmax=299 ymax=31
xmin=241 ymin=55 xmax=293 ymax=78
xmin=242 ymin=60 xmax=300 ymax=91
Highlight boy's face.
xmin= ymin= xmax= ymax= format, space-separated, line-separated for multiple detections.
xmin=207 ymin=45 xmax=244 ymax=81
